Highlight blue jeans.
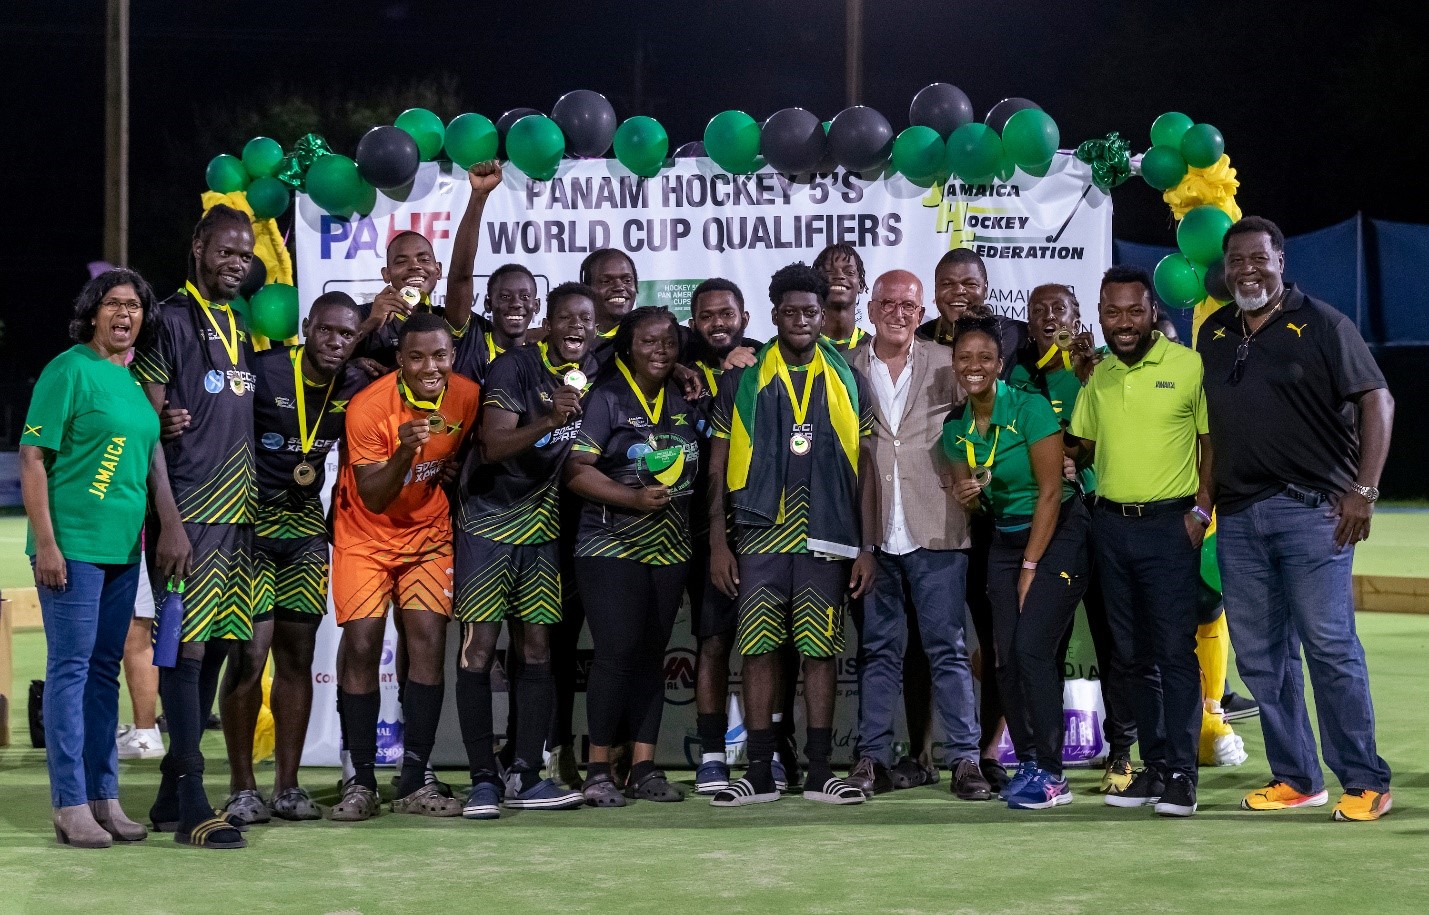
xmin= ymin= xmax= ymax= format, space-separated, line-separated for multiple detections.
xmin=855 ymin=548 xmax=978 ymax=767
xmin=1218 ymin=493 xmax=1391 ymax=794
xmin=35 ymin=559 xmax=139 ymax=808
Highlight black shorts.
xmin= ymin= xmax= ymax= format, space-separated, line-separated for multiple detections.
xmin=687 ymin=536 xmax=738 ymax=639
xmin=735 ymin=552 xmax=849 ymax=658
xmin=454 ymin=532 xmax=562 ymax=625
xmin=150 ymin=522 xmax=256 ymax=642
xmin=253 ymin=533 xmax=329 ymax=623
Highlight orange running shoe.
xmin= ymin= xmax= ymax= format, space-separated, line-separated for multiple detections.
xmin=1241 ymin=781 xmax=1330 ymax=810
xmin=1332 ymin=789 xmax=1392 ymax=821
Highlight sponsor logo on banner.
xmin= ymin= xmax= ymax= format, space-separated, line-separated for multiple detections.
xmin=376 ymin=718 xmax=404 ymax=765
xmin=663 ymin=646 xmax=697 ymax=705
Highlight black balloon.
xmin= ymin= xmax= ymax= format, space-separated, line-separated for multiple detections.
xmin=828 ymin=106 xmax=893 ymax=172
xmin=238 ymin=257 xmax=266 ymax=301
xmin=985 ymin=97 xmax=1042 ymax=134
xmin=496 ymin=107 xmax=542 ymax=158
xmin=909 ymin=83 xmax=975 ymax=139
xmin=355 ymin=125 xmax=420 ymax=190
xmin=760 ymin=108 xmax=825 ymax=175
xmin=673 ymin=140 xmax=706 ymax=158
xmin=551 ymin=90 xmax=617 ymax=158
xmin=1204 ymin=257 xmax=1231 ymax=302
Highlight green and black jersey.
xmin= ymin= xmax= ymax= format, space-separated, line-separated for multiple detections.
xmin=251 ymin=346 xmax=371 ymax=539
xmin=710 ymin=362 xmax=874 ymax=554
xmin=451 ymin=312 xmax=507 ymax=386
xmin=457 ymin=344 xmax=597 ymax=544
xmin=686 ymin=337 xmax=763 ymax=538
xmin=571 ymin=374 xmax=701 ymax=565
xmin=132 ymin=288 xmax=256 ymax=524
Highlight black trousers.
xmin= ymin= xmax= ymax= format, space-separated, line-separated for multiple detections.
xmin=987 ymin=499 xmax=1090 ymax=777
xmin=575 ymin=557 xmax=686 ymax=748
xmin=1092 ymin=501 xmax=1203 ymax=780
xmin=966 ymin=513 xmax=1002 ymax=753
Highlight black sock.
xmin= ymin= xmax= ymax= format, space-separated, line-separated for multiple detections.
xmin=456 ymin=668 xmax=497 ymax=781
xmin=397 ymin=680 xmax=444 ymax=797
xmin=158 ymin=656 xmax=209 ymax=829
xmin=744 ymin=728 xmax=776 ymax=792
xmin=339 ymin=689 xmax=380 ymax=791
xmin=805 ymin=727 xmax=834 ymax=784
xmin=514 ymin=662 xmax=554 ymax=775
xmin=587 ymin=761 xmax=611 ymax=781
xmin=631 ymin=759 xmax=656 ymax=785
xmin=697 ymin=712 xmax=727 ymax=756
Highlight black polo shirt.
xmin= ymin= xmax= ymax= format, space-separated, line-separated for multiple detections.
xmin=916 ymin=313 xmax=1026 ymax=381
xmin=1197 ymin=285 xmax=1386 ymax=514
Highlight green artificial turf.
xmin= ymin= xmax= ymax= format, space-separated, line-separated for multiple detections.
xmin=4 ymin=615 xmax=1429 ymax=915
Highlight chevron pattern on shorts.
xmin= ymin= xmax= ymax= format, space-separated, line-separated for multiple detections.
xmin=736 ymin=584 xmax=789 ymax=656
xmin=256 ymin=497 xmax=326 ymax=539
xmin=182 ymin=544 xmax=255 ymax=641
xmin=792 ymin=583 xmax=844 ymax=658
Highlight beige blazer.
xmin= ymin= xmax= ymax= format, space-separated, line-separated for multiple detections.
xmin=850 ymin=338 xmax=970 ymax=552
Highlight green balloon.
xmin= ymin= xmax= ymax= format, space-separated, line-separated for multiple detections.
xmin=703 ymin=110 xmax=761 ymax=174
xmin=1178 ymin=205 xmax=1234 ymax=265
xmin=349 ymin=179 xmax=377 ymax=218
xmin=944 ymin=123 xmax=1003 ymax=182
xmin=248 ymin=283 xmax=300 ymax=340
xmin=246 ymin=176 xmax=291 ymax=220
xmin=1140 ymin=145 xmax=1188 ymax=190
xmin=1200 ymin=530 xmax=1221 ymax=592
xmin=228 ymin=296 xmax=250 ymax=325
xmin=1001 ymin=108 xmax=1059 ymax=169
xmin=507 ymin=114 xmax=565 ymax=181
xmin=305 ymin=154 xmax=363 ymax=213
xmin=614 ymin=116 xmax=669 ymax=178
xmin=1150 ymin=111 xmax=1194 ymax=149
xmin=1180 ymin=123 xmax=1225 ymax=169
xmin=205 ymin=154 xmax=249 ymax=193
xmin=395 ymin=108 xmax=445 ymax=162
xmin=241 ymin=137 xmax=284 ymax=179
xmin=1153 ymin=253 xmax=1206 ymax=309
xmin=445 ymin=113 xmax=498 ymax=169
xmin=891 ymin=126 xmax=945 ymax=182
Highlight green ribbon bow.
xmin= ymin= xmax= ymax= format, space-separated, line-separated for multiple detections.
xmin=1074 ymin=132 xmax=1132 ymax=191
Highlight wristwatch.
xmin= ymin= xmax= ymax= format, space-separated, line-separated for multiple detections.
xmin=1349 ymin=483 xmax=1379 ymax=503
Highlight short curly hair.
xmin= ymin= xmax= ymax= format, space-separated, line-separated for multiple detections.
xmin=70 ymin=268 xmax=158 ymax=349
xmin=767 ymin=262 xmax=828 ymax=308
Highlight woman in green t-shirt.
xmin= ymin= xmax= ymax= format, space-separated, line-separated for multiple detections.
xmin=942 ymin=314 xmax=1090 ymax=811
xmin=20 ymin=269 xmax=190 ymax=848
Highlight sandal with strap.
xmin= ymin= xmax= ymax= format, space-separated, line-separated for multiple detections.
xmin=175 ymin=816 xmax=247 ymax=849
xmin=329 ymin=779 xmax=381 ymax=822
xmin=625 ymin=770 xmax=685 ymax=802
xmin=392 ymin=783 xmax=462 ymax=817
xmin=581 ymin=773 xmax=627 ymax=808
xmin=271 ymin=787 xmax=322 ymax=822
xmin=151 ymin=810 xmax=249 ymax=833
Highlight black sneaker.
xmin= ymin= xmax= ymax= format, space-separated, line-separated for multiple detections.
xmin=980 ymin=758 xmax=1010 ymax=794
xmin=1104 ymin=766 xmax=1164 ymax=808
xmin=1221 ymin=691 xmax=1260 ymax=721
xmin=1155 ymin=772 xmax=1198 ymax=817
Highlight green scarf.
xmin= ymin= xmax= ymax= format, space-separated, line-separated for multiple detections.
xmin=726 ymin=338 xmax=863 ymax=557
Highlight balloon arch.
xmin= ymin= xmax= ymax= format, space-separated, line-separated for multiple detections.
xmin=200 ymin=85 xmax=1242 ymax=341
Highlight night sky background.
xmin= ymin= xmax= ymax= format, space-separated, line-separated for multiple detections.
xmin=2 ymin=0 xmax=1420 ymax=391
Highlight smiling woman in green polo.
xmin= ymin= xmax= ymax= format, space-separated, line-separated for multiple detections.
xmin=940 ymin=313 xmax=1090 ymax=810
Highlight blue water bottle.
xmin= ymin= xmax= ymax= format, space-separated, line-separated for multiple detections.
xmin=153 ymin=582 xmax=184 ymax=669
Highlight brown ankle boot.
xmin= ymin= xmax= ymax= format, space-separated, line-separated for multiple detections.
xmin=90 ymin=798 xmax=148 ymax=842
xmin=53 ymin=805 xmax=113 ymax=848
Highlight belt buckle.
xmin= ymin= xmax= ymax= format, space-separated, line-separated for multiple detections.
xmin=1122 ymin=503 xmax=1144 ymax=517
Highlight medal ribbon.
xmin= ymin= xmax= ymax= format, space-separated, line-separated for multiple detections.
xmin=616 ymin=357 xmax=665 ymax=425
xmin=1035 ymin=345 xmax=1072 ymax=371
xmin=538 ymin=341 xmax=578 ymax=377
xmin=699 ymin=362 xmax=720 ymax=398
xmin=964 ymin=416 xmax=1001 ymax=474
xmin=185 ymin=281 xmax=239 ymax=366
xmin=828 ymin=327 xmax=866 ymax=349
xmin=290 ymin=346 xmax=335 ymax=460
xmin=771 ymin=345 xmax=823 ymax=427
xmin=397 ymin=374 xmax=445 ymax=413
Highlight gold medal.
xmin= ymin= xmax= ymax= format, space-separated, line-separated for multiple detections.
xmin=293 ymin=461 xmax=317 ymax=486
xmin=563 ymin=369 xmax=587 ymax=390
xmin=790 ymin=433 xmax=811 ymax=456
xmin=399 ymin=286 xmax=422 ymax=307
xmin=428 ymin=413 xmax=446 ymax=434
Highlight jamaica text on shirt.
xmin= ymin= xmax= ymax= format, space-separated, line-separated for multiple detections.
xmin=87 ymin=436 xmax=128 ymax=500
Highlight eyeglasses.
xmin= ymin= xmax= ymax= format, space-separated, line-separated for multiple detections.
xmin=1230 ymin=337 xmax=1251 ymax=384
xmin=874 ymin=300 xmax=920 ymax=317
xmin=100 ymin=300 xmax=143 ymax=314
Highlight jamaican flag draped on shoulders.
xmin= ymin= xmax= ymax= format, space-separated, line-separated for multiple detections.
xmin=726 ymin=338 xmax=864 ymax=558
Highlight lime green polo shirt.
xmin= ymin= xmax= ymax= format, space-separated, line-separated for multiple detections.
xmin=1008 ymin=361 xmax=1097 ymax=494
xmin=942 ymin=381 xmax=1072 ymax=520
xmin=1068 ymin=332 xmax=1208 ymax=503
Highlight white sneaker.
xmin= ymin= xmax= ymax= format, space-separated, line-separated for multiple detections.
xmin=1211 ymin=733 xmax=1248 ymax=767
xmin=116 ymin=725 xmax=165 ymax=760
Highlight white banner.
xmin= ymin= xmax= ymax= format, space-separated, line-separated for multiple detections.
xmin=294 ymin=157 xmax=1114 ymax=769
xmin=296 ymin=155 xmax=1112 ymax=339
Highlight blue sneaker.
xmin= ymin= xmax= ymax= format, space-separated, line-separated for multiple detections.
xmin=1005 ymin=768 xmax=1073 ymax=810
xmin=695 ymin=760 xmax=731 ymax=795
xmin=772 ymin=758 xmax=789 ymax=793
xmin=1000 ymin=761 xmax=1037 ymax=800
xmin=502 ymin=772 xmax=585 ymax=811
xmin=462 ymin=780 xmax=501 ymax=820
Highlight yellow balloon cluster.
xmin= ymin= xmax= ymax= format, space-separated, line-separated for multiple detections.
xmin=1163 ymin=154 xmax=1242 ymax=223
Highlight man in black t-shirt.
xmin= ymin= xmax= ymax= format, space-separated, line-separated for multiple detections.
xmin=1199 ymin=216 xmax=1395 ymax=823
xmin=132 ymin=204 xmax=258 ymax=849
xmin=449 ymin=263 xmax=540 ymax=385
xmin=814 ymin=243 xmax=871 ymax=352
xmin=216 ymin=293 xmax=369 ymax=824
xmin=451 ymin=283 xmax=597 ymax=818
